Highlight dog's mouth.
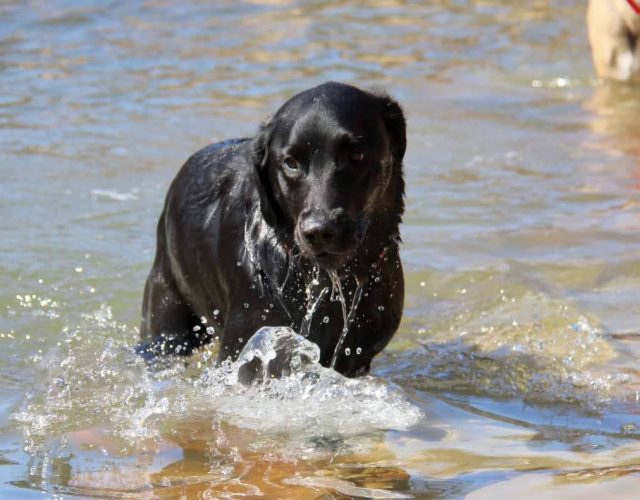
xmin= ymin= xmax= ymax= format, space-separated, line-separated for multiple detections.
xmin=311 ymin=249 xmax=352 ymax=269
xmin=294 ymin=225 xmax=366 ymax=270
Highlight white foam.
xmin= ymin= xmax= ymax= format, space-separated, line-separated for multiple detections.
xmin=189 ymin=327 xmax=423 ymax=437
xmin=90 ymin=188 xmax=139 ymax=201
xmin=13 ymin=318 xmax=422 ymax=455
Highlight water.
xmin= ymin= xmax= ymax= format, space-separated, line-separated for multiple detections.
xmin=1 ymin=0 xmax=640 ymax=497
xmin=327 ymin=269 xmax=364 ymax=368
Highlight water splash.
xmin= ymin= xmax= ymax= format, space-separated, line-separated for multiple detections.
xmin=191 ymin=326 xmax=422 ymax=437
xmin=13 ymin=314 xmax=422 ymax=458
xmin=299 ymin=268 xmax=365 ymax=367
xmin=235 ymin=326 xmax=321 ymax=383
xmin=328 ymin=271 xmax=364 ymax=368
xmin=299 ymin=266 xmax=329 ymax=338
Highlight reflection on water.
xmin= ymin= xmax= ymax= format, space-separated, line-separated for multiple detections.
xmin=585 ymin=82 xmax=640 ymax=159
xmin=1 ymin=0 xmax=639 ymax=497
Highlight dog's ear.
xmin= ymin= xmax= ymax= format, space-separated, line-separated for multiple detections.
xmin=375 ymin=93 xmax=406 ymax=165
xmin=251 ymin=121 xmax=279 ymax=227
xmin=373 ymin=91 xmax=406 ymax=220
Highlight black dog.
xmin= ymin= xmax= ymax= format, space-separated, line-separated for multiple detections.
xmin=139 ymin=82 xmax=406 ymax=377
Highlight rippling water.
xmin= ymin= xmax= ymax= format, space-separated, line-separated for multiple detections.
xmin=1 ymin=0 xmax=640 ymax=497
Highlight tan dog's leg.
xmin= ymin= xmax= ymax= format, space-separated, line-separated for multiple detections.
xmin=588 ymin=0 xmax=640 ymax=81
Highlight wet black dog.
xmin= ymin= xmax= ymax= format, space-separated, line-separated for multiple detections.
xmin=139 ymin=82 xmax=406 ymax=377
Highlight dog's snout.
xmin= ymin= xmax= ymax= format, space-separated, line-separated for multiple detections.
xmin=301 ymin=217 xmax=339 ymax=248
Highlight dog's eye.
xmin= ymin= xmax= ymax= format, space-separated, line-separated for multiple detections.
xmin=349 ymin=151 xmax=365 ymax=163
xmin=283 ymin=157 xmax=299 ymax=171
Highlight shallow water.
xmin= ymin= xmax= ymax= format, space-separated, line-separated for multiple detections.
xmin=1 ymin=0 xmax=640 ymax=497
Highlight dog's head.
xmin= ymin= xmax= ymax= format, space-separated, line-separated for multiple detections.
xmin=252 ymin=82 xmax=406 ymax=269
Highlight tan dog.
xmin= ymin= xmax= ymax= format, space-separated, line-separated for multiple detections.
xmin=588 ymin=0 xmax=640 ymax=81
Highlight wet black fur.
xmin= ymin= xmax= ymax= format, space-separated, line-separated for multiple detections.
xmin=139 ymin=82 xmax=406 ymax=377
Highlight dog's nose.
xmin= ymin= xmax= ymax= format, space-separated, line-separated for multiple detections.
xmin=301 ymin=217 xmax=339 ymax=249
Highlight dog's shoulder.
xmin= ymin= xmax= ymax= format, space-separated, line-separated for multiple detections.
xmin=184 ymin=138 xmax=253 ymax=179
xmin=167 ymin=138 xmax=254 ymax=200
xmin=161 ymin=137 xmax=259 ymax=237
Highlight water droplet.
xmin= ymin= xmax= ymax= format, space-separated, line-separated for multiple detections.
xmin=213 ymin=309 xmax=220 ymax=316
xmin=206 ymin=326 xmax=215 ymax=335
xmin=322 ymin=316 xmax=330 ymax=324
xmin=238 ymin=337 xmax=243 ymax=343
xmin=243 ymin=302 xmax=249 ymax=309
xmin=374 ymin=276 xmax=380 ymax=283
xmin=200 ymin=316 xmax=207 ymax=324
xmin=236 ymin=261 xmax=242 ymax=267
xmin=345 ymin=347 xmax=351 ymax=356
xmin=420 ymin=281 xmax=426 ymax=287
xmin=75 ymin=267 xmax=83 ymax=273
xmin=356 ymin=347 xmax=362 ymax=355
xmin=378 ymin=305 xmax=385 ymax=311
xmin=193 ymin=325 xmax=201 ymax=332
